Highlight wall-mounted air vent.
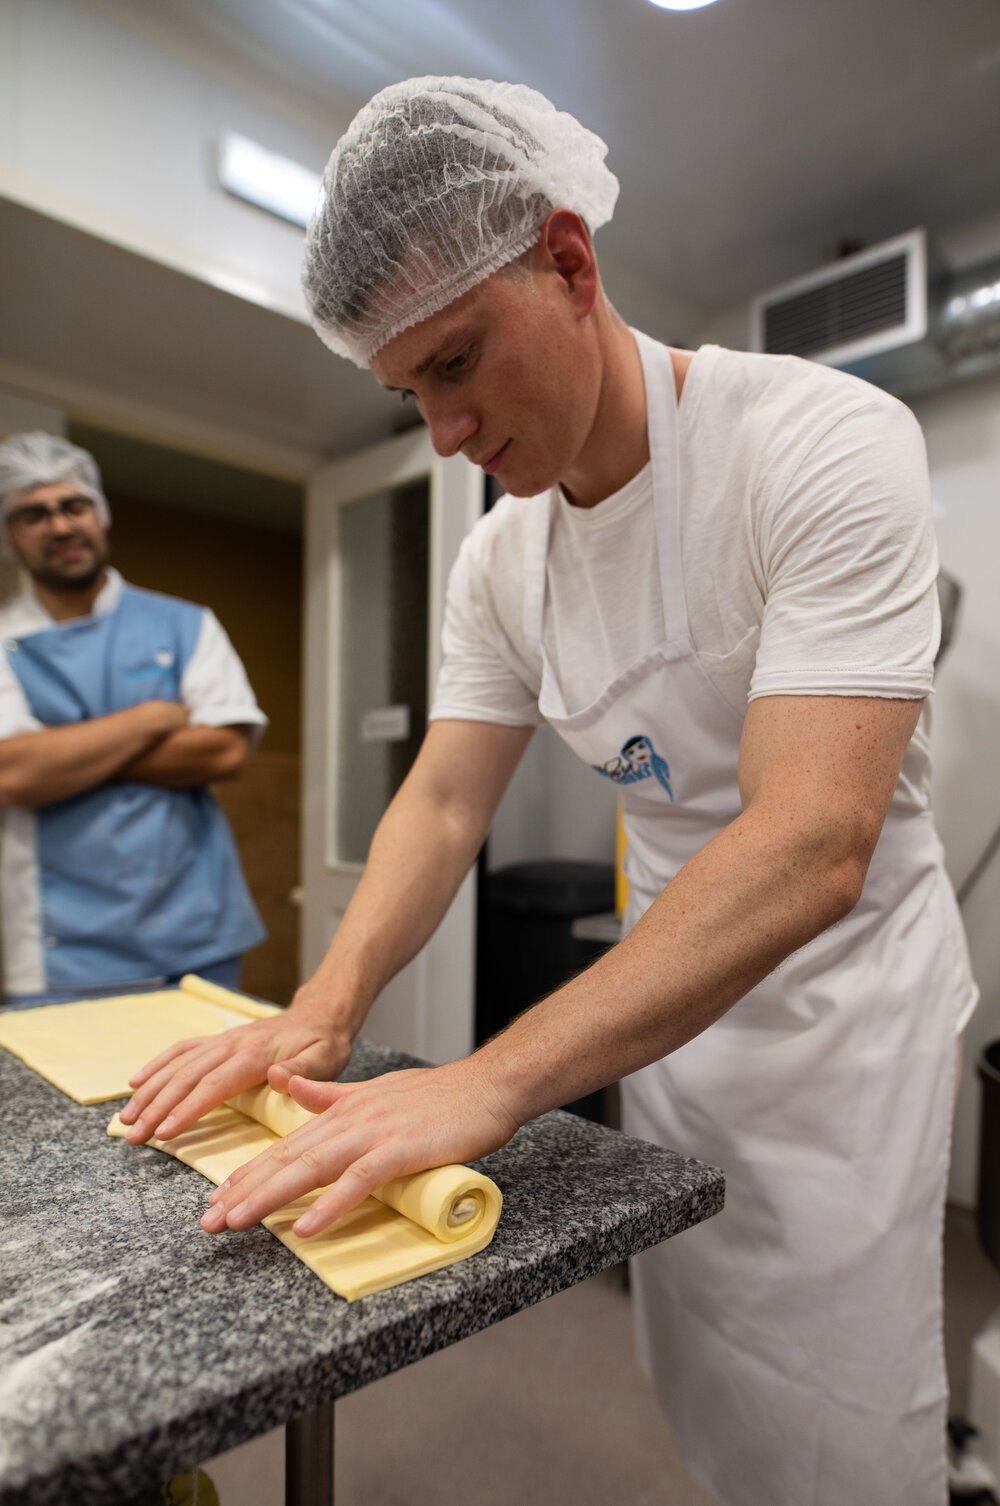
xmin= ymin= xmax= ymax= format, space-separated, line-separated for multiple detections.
xmin=750 ymin=229 xmax=927 ymax=368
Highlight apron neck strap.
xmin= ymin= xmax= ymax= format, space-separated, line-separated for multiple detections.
xmin=523 ymin=331 xmax=690 ymax=652
xmin=632 ymin=329 xmax=688 ymax=643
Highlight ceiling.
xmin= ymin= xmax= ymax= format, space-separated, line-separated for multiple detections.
xmin=166 ymin=0 xmax=1000 ymax=305
xmin=5 ymin=0 xmax=1000 ymax=521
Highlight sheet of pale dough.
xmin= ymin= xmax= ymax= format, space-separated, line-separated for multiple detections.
xmin=107 ymin=1087 xmax=503 ymax=1301
xmin=0 ymin=975 xmax=279 ymax=1103
xmin=0 ymin=980 xmax=503 ymax=1298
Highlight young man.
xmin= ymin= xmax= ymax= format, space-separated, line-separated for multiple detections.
xmin=0 ymin=432 xmax=267 ymax=1000
xmin=121 ymin=80 xmax=975 ymax=1506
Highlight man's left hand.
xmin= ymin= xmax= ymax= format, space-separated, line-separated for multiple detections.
xmin=198 ymin=1059 xmax=519 ymax=1237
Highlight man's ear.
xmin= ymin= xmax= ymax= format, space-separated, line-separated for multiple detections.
xmin=536 ymin=210 xmax=599 ymax=317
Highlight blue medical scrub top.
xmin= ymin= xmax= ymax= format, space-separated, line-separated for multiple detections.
xmin=4 ymin=585 xmax=265 ymax=992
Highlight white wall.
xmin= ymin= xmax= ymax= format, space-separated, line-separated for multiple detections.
xmin=0 ymin=387 xmax=64 ymax=441
xmin=910 ymin=372 xmax=1000 ymax=1205
xmin=0 ymin=385 xmax=64 ymax=997
xmin=0 ymin=0 xmax=346 ymax=324
xmin=0 ymin=385 xmax=60 ymax=604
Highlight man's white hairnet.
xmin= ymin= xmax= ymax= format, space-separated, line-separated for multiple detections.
xmin=302 ymin=76 xmax=620 ymax=367
xmin=0 ymin=432 xmax=110 ymax=554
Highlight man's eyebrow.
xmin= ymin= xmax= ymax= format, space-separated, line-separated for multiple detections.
xmin=379 ymin=326 xmax=475 ymax=391
xmin=414 ymin=346 xmax=442 ymax=377
xmin=379 ymin=349 xmax=439 ymax=394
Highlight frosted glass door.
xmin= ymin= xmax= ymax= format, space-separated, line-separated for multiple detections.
xmin=335 ymin=480 xmax=429 ymax=863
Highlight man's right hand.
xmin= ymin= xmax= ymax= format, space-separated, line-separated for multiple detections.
xmin=139 ymin=699 xmax=190 ymax=735
xmin=117 ymin=1006 xmax=352 ymax=1145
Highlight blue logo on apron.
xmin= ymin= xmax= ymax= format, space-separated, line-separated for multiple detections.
xmin=592 ymin=735 xmax=673 ymax=798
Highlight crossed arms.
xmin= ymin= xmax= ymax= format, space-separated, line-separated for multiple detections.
xmin=0 ymin=702 xmax=251 ymax=807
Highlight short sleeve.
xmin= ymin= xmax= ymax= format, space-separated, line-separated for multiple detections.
xmin=180 ymin=610 xmax=269 ymax=749
xmin=0 ymin=651 xmax=43 ymax=740
xmin=431 ymin=529 xmax=543 ymax=727
xmin=750 ymin=398 xmax=939 ymax=701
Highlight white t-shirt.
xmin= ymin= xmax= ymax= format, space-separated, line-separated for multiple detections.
xmin=431 ymin=344 xmax=939 ymax=810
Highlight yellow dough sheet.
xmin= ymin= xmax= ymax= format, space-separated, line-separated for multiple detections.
xmin=1 ymin=977 xmax=504 ymax=1298
xmin=107 ymin=1084 xmax=503 ymax=1301
xmin=0 ymin=974 xmax=279 ymax=1103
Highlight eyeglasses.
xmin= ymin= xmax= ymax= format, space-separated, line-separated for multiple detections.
xmin=5 ymin=495 xmax=96 ymax=531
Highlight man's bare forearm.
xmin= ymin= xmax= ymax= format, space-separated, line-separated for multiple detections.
xmin=475 ymin=794 xmax=865 ymax=1123
xmin=117 ymin=726 xmax=250 ymax=788
xmin=292 ymin=719 xmax=533 ymax=1040
xmin=293 ymin=775 xmax=487 ymax=1039
xmin=477 ymin=693 xmax=924 ymax=1124
xmin=0 ymin=700 xmax=189 ymax=807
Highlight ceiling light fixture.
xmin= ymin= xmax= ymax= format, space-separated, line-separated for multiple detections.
xmin=647 ymin=0 xmax=721 ymax=10
xmin=218 ymin=133 xmax=322 ymax=229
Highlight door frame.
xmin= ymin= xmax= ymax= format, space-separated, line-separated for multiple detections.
xmin=301 ymin=425 xmax=483 ymax=1064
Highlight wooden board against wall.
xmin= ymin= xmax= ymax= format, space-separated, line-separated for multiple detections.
xmin=213 ymin=753 xmax=301 ymax=1003
xmin=108 ymin=492 xmax=303 ymax=756
xmin=108 ymin=491 xmax=304 ymax=1002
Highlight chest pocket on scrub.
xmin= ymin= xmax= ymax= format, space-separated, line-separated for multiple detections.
xmin=118 ymin=648 xmax=181 ymax=704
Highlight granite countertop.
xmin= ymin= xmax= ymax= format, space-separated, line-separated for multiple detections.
xmin=0 ymin=1037 xmax=724 ymax=1506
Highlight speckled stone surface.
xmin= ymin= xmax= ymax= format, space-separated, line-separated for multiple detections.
xmin=0 ymin=1035 xmax=724 ymax=1506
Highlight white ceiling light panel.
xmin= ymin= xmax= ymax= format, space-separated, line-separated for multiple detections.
xmin=218 ymin=132 xmax=322 ymax=229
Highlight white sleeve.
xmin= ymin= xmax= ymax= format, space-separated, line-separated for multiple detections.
xmin=0 ymin=650 xmax=43 ymax=740
xmin=431 ymin=530 xmax=544 ymax=728
xmin=180 ymin=610 xmax=269 ymax=750
xmin=750 ymin=397 xmax=939 ymax=701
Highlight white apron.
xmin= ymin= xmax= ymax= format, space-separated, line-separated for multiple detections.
xmin=526 ymin=331 xmax=972 ymax=1506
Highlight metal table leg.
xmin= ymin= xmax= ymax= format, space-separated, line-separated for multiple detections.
xmin=285 ymin=1400 xmax=334 ymax=1506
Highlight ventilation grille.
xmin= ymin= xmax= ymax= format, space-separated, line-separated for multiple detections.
xmin=763 ymin=255 xmax=907 ymax=357
xmin=751 ymin=230 xmax=927 ymax=367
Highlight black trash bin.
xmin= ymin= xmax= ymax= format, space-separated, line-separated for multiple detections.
xmin=477 ymin=859 xmax=616 ymax=1121
xmin=977 ymin=1041 xmax=1000 ymax=1272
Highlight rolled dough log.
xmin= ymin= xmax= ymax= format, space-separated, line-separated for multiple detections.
xmin=226 ymin=1086 xmax=494 ymax=1237
xmin=107 ymin=1085 xmax=503 ymax=1301
xmin=2 ymin=980 xmax=504 ymax=1298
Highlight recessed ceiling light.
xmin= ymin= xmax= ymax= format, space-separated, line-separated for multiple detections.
xmin=647 ymin=0 xmax=720 ymax=9
xmin=218 ymin=133 xmax=322 ymax=229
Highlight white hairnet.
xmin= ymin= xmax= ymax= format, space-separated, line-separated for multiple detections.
xmin=0 ymin=432 xmax=110 ymax=554
xmin=303 ymin=76 xmax=620 ymax=367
